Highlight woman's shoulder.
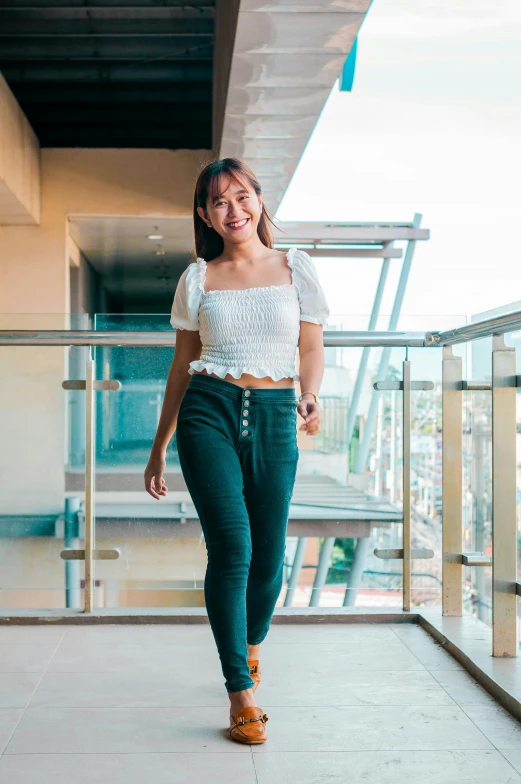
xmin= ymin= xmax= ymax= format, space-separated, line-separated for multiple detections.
xmin=178 ymin=258 xmax=206 ymax=294
xmin=286 ymin=245 xmax=318 ymax=280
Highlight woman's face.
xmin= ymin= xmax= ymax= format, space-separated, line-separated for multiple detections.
xmin=198 ymin=176 xmax=262 ymax=244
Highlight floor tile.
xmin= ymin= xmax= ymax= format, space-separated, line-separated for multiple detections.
xmin=251 ymin=705 xmax=492 ymax=752
xmin=0 ymin=627 xmax=65 ymax=645
xmin=48 ymin=642 xmax=216 ymax=673
xmin=30 ymin=670 xmax=228 ymax=708
xmin=0 ymin=645 xmax=57 ymax=673
xmin=29 ymin=667 xmax=451 ymax=709
xmin=253 ymin=750 xmax=521 ymax=783
xmin=390 ymin=629 xmax=463 ymax=671
xmin=501 ymin=750 xmax=521 ymax=775
xmin=0 ymin=753 xmax=257 ymax=783
xmin=0 ymin=710 xmax=23 ymax=754
xmin=0 ymin=673 xmax=40 ymax=708
xmin=462 ymin=703 xmax=521 ymax=749
xmin=264 ymin=623 xmax=398 ymax=644
xmin=62 ymin=624 xmax=214 ymax=646
xmin=431 ymin=669 xmax=497 ymax=706
xmin=5 ymin=708 xmax=249 ymax=754
xmin=261 ymin=640 xmax=425 ymax=673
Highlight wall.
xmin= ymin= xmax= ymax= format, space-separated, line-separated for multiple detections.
xmin=0 ymin=148 xmax=211 ymax=515
xmin=0 ymin=74 xmax=40 ymax=225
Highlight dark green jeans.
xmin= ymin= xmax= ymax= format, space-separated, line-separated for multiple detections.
xmin=176 ymin=372 xmax=299 ymax=693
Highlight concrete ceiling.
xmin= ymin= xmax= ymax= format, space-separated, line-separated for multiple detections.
xmin=68 ymin=215 xmax=194 ymax=305
xmin=0 ymin=0 xmax=214 ymax=148
xmin=218 ymin=0 xmax=372 ymax=213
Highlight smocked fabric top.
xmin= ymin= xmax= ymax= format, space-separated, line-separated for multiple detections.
xmin=169 ymin=246 xmax=330 ymax=382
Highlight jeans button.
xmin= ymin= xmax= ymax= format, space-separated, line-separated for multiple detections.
xmin=244 ymin=390 xmax=250 ymax=397
xmin=242 ymin=411 xmax=248 ymax=417
xmin=242 ymin=429 xmax=249 ymax=436
xmin=242 ymin=419 xmax=248 ymax=426
xmin=244 ymin=401 xmax=250 ymax=407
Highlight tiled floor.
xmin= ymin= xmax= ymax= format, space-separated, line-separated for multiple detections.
xmin=1 ymin=622 xmax=521 ymax=782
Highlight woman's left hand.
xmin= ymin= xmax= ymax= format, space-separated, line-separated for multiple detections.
xmin=297 ymin=400 xmax=322 ymax=436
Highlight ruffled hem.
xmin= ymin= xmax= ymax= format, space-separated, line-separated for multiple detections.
xmin=195 ymin=258 xmax=207 ymax=293
xmin=188 ymin=360 xmax=299 ymax=382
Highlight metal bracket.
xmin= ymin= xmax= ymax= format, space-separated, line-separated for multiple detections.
xmin=374 ymin=548 xmax=434 ymax=560
xmin=61 ymin=549 xmax=121 ymax=561
xmin=62 ymin=380 xmax=121 ymax=391
xmin=462 ymin=381 xmax=491 ymax=391
xmin=373 ymin=380 xmax=434 ymax=391
xmin=459 ymin=552 xmax=492 ymax=567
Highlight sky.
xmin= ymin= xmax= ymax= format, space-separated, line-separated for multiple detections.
xmin=277 ymin=0 xmax=521 ymax=330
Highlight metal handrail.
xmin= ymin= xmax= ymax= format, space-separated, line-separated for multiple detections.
xmin=1 ymin=304 xmax=521 ymax=347
xmin=0 ymin=329 xmax=434 ymax=348
xmin=433 ymin=307 xmax=521 ymax=346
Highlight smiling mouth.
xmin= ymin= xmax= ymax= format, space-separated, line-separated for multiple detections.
xmin=227 ymin=218 xmax=250 ymax=229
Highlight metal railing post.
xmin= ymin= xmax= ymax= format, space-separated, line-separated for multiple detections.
xmin=442 ymin=346 xmax=463 ymax=615
xmin=402 ymin=358 xmax=412 ymax=611
xmin=84 ymin=348 xmax=95 ymax=612
xmin=491 ymin=334 xmax=517 ymax=656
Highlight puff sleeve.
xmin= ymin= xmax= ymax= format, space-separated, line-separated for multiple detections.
xmin=170 ymin=263 xmax=201 ymax=331
xmin=287 ymin=247 xmax=330 ymax=326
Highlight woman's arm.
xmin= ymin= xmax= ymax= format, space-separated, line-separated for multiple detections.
xmin=296 ymin=321 xmax=325 ymax=436
xmin=144 ymin=329 xmax=202 ymax=499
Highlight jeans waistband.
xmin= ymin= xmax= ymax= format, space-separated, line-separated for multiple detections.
xmin=188 ymin=372 xmax=297 ymax=403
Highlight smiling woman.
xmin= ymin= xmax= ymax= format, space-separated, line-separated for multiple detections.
xmin=144 ymin=156 xmax=329 ymax=746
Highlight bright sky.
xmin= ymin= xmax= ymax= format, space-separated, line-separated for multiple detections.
xmin=277 ymin=0 xmax=521 ymax=330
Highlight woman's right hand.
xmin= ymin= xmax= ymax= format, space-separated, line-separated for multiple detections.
xmin=144 ymin=453 xmax=168 ymax=500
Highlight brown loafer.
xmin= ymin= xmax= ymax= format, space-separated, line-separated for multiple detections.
xmin=229 ymin=706 xmax=269 ymax=745
xmin=248 ymin=659 xmax=261 ymax=692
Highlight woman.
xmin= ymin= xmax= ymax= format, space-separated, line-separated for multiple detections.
xmin=144 ymin=157 xmax=329 ymax=745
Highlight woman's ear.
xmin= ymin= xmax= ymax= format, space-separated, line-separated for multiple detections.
xmin=197 ymin=205 xmax=212 ymax=228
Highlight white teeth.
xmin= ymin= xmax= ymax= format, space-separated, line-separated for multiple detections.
xmin=228 ymin=219 xmax=248 ymax=228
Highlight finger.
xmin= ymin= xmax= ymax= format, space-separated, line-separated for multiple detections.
xmin=145 ymin=481 xmax=161 ymax=501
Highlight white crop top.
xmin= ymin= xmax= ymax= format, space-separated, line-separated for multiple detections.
xmin=170 ymin=246 xmax=329 ymax=382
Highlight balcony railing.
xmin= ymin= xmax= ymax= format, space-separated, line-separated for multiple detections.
xmin=1 ymin=305 xmax=521 ymax=660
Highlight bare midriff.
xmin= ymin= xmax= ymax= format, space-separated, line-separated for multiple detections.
xmin=194 ymin=368 xmax=295 ymax=390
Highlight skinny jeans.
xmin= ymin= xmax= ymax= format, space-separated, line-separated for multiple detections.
xmin=175 ymin=372 xmax=299 ymax=693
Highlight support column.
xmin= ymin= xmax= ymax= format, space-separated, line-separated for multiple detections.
xmin=309 ymin=537 xmax=335 ymax=608
xmin=491 ymin=335 xmax=517 ymax=657
xmin=284 ymin=537 xmax=308 ymax=607
xmin=442 ymin=346 xmax=463 ymax=615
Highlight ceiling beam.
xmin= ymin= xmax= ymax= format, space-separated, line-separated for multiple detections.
xmin=0 ymin=1 xmax=214 ymax=8
xmin=36 ymin=128 xmax=210 ymax=146
xmin=0 ymin=62 xmax=212 ymax=82
xmin=23 ymin=102 xmax=210 ymax=123
xmin=0 ymin=22 xmax=214 ymax=36
xmin=10 ymin=83 xmax=212 ymax=102
xmin=273 ymin=224 xmax=430 ymax=243
xmin=0 ymin=37 xmax=213 ymax=58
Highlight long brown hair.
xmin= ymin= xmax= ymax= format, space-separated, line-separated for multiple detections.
xmin=193 ymin=157 xmax=278 ymax=261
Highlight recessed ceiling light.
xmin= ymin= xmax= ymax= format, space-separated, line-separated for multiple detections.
xmin=147 ymin=234 xmax=164 ymax=240
xmin=155 ymin=250 xmax=167 ymax=256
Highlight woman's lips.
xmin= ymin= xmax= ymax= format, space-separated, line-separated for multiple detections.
xmin=226 ymin=217 xmax=250 ymax=231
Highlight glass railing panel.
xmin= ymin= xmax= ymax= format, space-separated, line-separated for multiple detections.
xmin=0 ymin=315 xmax=87 ymax=610
xmin=90 ymin=314 xmax=205 ymax=609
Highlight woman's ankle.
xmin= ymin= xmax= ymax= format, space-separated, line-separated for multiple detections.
xmin=229 ymin=687 xmax=257 ymax=714
xmin=247 ymin=642 xmax=261 ymax=659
